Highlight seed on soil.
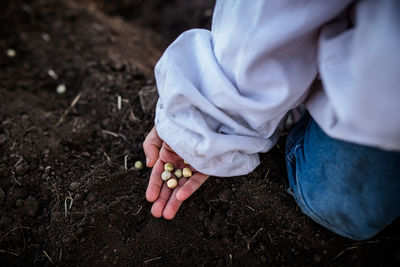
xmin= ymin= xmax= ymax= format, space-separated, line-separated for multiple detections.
xmin=134 ymin=160 xmax=144 ymax=170
xmin=56 ymin=84 xmax=67 ymax=94
xmin=69 ymin=181 xmax=79 ymax=192
xmin=161 ymin=170 xmax=171 ymax=181
xmin=164 ymin=162 xmax=174 ymax=172
xmin=6 ymin=49 xmax=16 ymax=57
xmin=47 ymin=69 xmax=58 ymax=80
xmin=182 ymin=167 xmax=192 ymax=178
xmin=167 ymin=178 xmax=178 ymax=189
xmin=174 ymin=169 xmax=183 ymax=179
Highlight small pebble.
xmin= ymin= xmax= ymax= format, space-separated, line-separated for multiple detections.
xmin=47 ymin=69 xmax=58 ymax=79
xmin=134 ymin=160 xmax=143 ymax=170
xmin=69 ymin=181 xmax=79 ymax=192
xmin=6 ymin=49 xmax=16 ymax=58
xmin=56 ymin=84 xmax=67 ymax=94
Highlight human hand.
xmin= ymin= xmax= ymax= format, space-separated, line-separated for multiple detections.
xmin=143 ymin=126 xmax=210 ymax=219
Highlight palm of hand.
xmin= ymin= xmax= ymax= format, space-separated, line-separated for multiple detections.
xmin=143 ymin=127 xmax=209 ymax=219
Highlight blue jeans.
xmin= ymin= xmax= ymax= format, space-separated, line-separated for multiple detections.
xmin=285 ymin=113 xmax=400 ymax=240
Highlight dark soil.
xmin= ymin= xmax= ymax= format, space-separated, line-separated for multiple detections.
xmin=0 ymin=0 xmax=399 ymax=266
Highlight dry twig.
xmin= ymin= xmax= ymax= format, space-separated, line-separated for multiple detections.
xmin=43 ymin=250 xmax=55 ymax=265
xmin=124 ymin=155 xmax=128 ymax=170
xmin=0 ymin=249 xmax=20 ymax=257
xmin=247 ymin=228 xmax=264 ymax=250
xmin=56 ymin=92 xmax=81 ymax=127
xmin=144 ymin=256 xmax=161 ymax=264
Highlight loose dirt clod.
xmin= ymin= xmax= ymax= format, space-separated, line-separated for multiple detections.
xmin=86 ymin=193 xmax=95 ymax=202
xmin=69 ymin=181 xmax=79 ymax=192
xmin=167 ymin=178 xmax=178 ymax=189
xmin=182 ymin=167 xmax=192 ymax=178
xmin=15 ymin=199 xmax=24 ymax=207
xmin=24 ymin=196 xmax=40 ymax=217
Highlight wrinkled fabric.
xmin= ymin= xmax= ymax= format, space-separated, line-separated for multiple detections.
xmin=154 ymin=0 xmax=400 ymax=177
xmin=286 ymin=113 xmax=400 ymax=240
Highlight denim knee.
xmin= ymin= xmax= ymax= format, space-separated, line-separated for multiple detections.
xmin=286 ymin=114 xmax=400 ymax=240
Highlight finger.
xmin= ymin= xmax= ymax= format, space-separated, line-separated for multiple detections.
xmin=151 ymin=183 xmax=173 ymax=218
xmin=176 ymin=173 xmax=209 ymax=201
xmin=143 ymin=126 xmax=162 ymax=167
xmin=146 ymin=159 xmax=164 ymax=202
xmin=162 ymin=178 xmax=187 ymax=220
xmin=159 ymin=142 xmax=182 ymax=163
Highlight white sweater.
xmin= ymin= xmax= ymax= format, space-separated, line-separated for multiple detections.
xmin=154 ymin=0 xmax=400 ymax=177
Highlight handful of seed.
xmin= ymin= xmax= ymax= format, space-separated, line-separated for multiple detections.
xmin=161 ymin=161 xmax=192 ymax=189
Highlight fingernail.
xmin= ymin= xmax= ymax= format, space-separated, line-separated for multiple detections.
xmin=146 ymin=157 xmax=150 ymax=166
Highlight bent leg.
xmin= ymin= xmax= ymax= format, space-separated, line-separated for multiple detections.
xmin=286 ymin=113 xmax=400 ymax=240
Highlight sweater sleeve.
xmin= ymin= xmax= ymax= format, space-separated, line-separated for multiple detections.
xmin=154 ymin=0 xmax=352 ymax=177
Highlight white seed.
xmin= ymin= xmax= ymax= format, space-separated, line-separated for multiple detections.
xmin=41 ymin=33 xmax=51 ymax=42
xmin=164 ymin=162 xmax=174 ymax=172
xmin=182 ymin=167 xmax=192 ymax=178
xmin=183 ymin=160 xmax=189 ymax=165
xmin=134 ymin=160 xmax=143 ymax=170
xmin=174 ymin=169 xmax=183 ymax=179
xmin=167 ymin=178 xmax=178 ymax=189
xmin=6 ymin=49 xmax=16 ymax=58
xmin=161 ymin=170 xmax=171 ymax=181
xmin=56 ymin=84 xmax=67 ymax=94
xmin=48 ymin=69 xmax=58 ymax=80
